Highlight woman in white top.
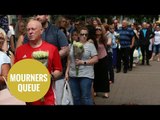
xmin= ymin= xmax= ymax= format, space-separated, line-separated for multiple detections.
xmin=65 ymin=26 xmax=98 ymax=105
xmin=150 ymin=25 xmax=160 ymax=62
xmin=0 ymin=31 xmax=11 ymax=90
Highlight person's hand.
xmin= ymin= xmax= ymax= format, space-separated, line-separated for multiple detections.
xmin=130 ymin=45 xmax=133 ymax=48
xmin=96 ymin=17 xmax=102 ymax=25
xmin=75 ymin=59 xmax=83 ymax=65
xmin=65 ymin=73 xmax=69 ymax=81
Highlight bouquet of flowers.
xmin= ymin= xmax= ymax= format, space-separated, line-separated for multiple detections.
xmin=32 ymin=50 xmax=49 ymax=102
xmin=114 ymin=32 xmax=120 ymax=49
xmin=32 ymin=51 xmax=49 ymax=67
xmin=73 ymin=41 xmax=84 ymax=76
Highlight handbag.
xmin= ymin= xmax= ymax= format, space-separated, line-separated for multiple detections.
xmin=0 ymin=76 xmax=26 ymax=105
xmin=61 ymin=81 xmax=74 ymax=105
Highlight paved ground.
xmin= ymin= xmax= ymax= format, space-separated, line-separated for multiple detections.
xmin=94 ymin=60 xmax=160 ymax=105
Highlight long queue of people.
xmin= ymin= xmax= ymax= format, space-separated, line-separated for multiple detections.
xmin=0 ymin=15 xmax=160 ymax=105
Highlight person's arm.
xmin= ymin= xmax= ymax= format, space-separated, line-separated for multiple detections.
xmin=65 ymin=55 xmax=70 ymax=81
xmin=9 ymin=35 xmax=15 ymax=53
xmin=134 ymin=30 xmax=139 ymax=39
xmin=75 ymin=55 xmax=98 ymax=66
xmin=84 ymin=55 xmax=98 ymax=65
xmin=57 ymin=29 xmax=69 ymax=58
xmin=16 ymin=35 xmax=24 ymax=49
xmin=52 ymin=70 xmax=62 ymax=80
xmin=59 ymin=46 xmax=69 ymax=58
xmin=76 ymin=43 xmax=98 ymax=65
xmin=96 ymin=17 xmax=106 ymax=35
xmin=2 ymin=36 xmax=8 ymax=52
xmin=130 ymin=36 xmax=135 ymax=48
xmin=0 ymin=63 xmax=10 ymax=84
xmin=106 ymin=34 xmax=112 ymax=46
xmin=51 ymin=47 xmax=63 ymax=80
xmin=9 ymin=51 xmax=15 ymax=66
xmin=149 ymin=30 xmax=155 ymax=39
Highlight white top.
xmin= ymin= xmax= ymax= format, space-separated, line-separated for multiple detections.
xmin=69 ymin=42 xmax=98 ymax=79
xmin=154 ymin=31 xmax=160 ymax=45
xmin=7 ymin=25 xmax=15 ymax=39
xmin=0 ymin=51 xmax=10 ymax=74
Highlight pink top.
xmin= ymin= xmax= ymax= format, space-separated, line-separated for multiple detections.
xmin=97 ymin=43 xmax=107 ymax=59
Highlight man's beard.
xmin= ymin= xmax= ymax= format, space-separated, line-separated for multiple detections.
xmin=41 ymin=21 xmax=48 ymax=28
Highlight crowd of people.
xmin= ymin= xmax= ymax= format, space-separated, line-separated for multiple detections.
xmin=0 ymin=15 xmax=160 ymax=105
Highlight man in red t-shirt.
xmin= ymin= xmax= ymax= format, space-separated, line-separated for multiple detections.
xmin=14 ymin=19 xmax=62 ymax=105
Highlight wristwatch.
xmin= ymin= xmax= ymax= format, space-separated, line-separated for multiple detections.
xmin=84 ymin=61 xmax=87 ymax=65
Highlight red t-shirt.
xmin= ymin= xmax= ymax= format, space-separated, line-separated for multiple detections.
xmin=15 ymin=40 xmax=62 ymax=105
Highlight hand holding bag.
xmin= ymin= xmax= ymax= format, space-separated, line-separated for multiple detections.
xmin=61 ymin=81 xmax=74 ymax=105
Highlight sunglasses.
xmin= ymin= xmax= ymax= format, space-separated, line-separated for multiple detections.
xmin=80 ymin=33 xmax=88 ymax=36
xmin=96 ymin=28 xmax=102 ymax=31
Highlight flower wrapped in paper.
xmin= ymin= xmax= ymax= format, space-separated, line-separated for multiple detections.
xmin=114 ymin=32 xmax=120 ymax=43
xmin=32 ymin=50 xmax=49 ymax=102
xmin=32 ymin=51 xmax=49 ymax=67
xmin=114 ymin=32 xmax=121 ymax=49
xmin=73 ymin=41 xmax=84 ymax=76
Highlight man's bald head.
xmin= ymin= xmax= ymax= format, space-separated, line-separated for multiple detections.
xmin=26 ymin=19 xmax=43 ymax=42
xmin=122 ymin=20 xmax=128 ymax=28
xmin=27 ymin=19 xmax=43 ymax=30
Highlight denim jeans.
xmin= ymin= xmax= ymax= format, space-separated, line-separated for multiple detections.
xmin=69 ymin=77 xmax=94 ymax=105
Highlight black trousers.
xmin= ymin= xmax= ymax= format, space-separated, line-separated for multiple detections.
xmin=107 ymin=52 xmax=114 ymax=82
xmin=129 ymin=46 xmax=136 ymax=69
xmin=140 ymin=44 xmax=150 ymax=64
xmin=117 ymin=47 xmax=130 ymax=71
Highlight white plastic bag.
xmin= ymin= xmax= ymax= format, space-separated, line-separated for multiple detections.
xmin=133 ymin=49 xmax=139 ymax=57
xmin=61 ymin=81 xmax=74 ymax=105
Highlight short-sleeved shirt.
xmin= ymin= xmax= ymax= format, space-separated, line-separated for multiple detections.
xmin=69 ymin=42 xmax=98 ymax=79
xmin=15 ymin=41 xmax=62 ymax=105
xmin=117 ymin=27 xmax=134 ymax=48
xmin=0 ymin=51 xmax=10 ymax=74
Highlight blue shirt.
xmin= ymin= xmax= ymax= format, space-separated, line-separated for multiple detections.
xmin=117 ymin=27 xmax=134 ymax=48
xmin=142 ymin=29 xmax=147 ymax=38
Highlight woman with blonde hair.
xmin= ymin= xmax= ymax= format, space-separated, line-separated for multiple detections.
xmin=16 ymin=20 xmax=26 ymax=48
xmin=0 ymin=29 xmax=11 ymax=90
xmin=0 ymin=28 xmax=14 ymax=66
xmin=0 ymin=28 xmax=8 ymax=51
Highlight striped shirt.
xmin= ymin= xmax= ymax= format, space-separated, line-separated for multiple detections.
xmin=117 ymin=27 xmax=134 ymax=48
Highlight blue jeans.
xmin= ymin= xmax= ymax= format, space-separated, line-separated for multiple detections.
xmin=69 ymin=77 xmax=94 ymax=105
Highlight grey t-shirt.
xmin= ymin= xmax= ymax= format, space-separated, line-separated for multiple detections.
xmin=69 ymin=42 xmax=98 ymax=79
